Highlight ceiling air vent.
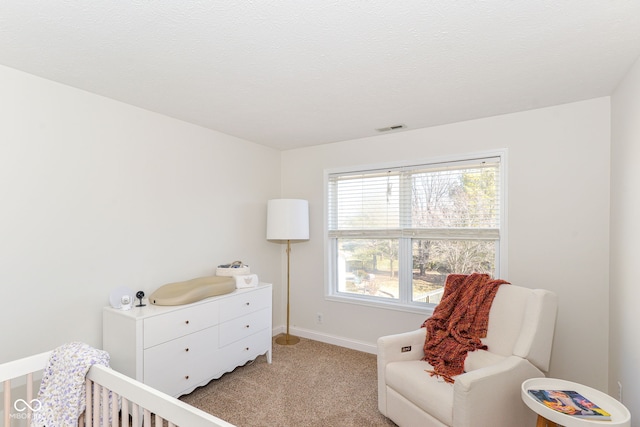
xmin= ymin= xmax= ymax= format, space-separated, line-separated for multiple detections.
xmin=376 ymin=124 xmax=407 ymax=132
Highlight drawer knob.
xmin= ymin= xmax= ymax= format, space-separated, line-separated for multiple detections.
xmin=185 ymin=375 xmax=189 ymax=380
xmin=245 ymin=347 xmax=249 ymax=351
xmin=185 ymin=320 xmax=190 ymax=325
xmin=245 ymin=324 xmax=250 ymax=329
xmin=245 ymin=302 xmax=250 ymax=306
xmin=185 ymin=348 xmax=189 ymax=352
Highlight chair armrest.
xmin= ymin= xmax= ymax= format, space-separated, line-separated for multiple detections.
xmin=452 ymin=356 xmax=544 ymax=427
xmin=377 ymin=328 xmax=426 ymax=415
xmin=377 ymin=328 xmax=426 ymax=364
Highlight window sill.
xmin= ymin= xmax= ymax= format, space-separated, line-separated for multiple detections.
xmin=325 ymin=293 xmax=436 ymax=316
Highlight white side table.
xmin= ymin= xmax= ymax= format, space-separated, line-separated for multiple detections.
xmin=522 ymin=378 xmax=631 ymax=427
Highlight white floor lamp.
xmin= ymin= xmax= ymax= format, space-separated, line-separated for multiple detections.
xmin=266 ymin=199 xmax=309 ymax=345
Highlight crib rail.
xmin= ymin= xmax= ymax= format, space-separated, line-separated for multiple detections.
xmin=1 ymin=351 xmax=51 ymax=427
xmin=84 ymin=364 xmax=234 ymax=427
xmin=1 ymin=352 xmax=234 ymax=427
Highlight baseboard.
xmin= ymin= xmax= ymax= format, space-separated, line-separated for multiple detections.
xmin=271 ymin=325 xmax=377 ymax=354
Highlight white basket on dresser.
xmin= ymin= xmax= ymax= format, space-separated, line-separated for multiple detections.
xmin=215 ymin=265 xmax=251 ymax=277
xmin=103 ymin=283 xmax=272 ymax=398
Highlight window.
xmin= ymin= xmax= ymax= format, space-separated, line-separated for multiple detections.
xmin=326 ymin=152 xmax=505 ymax=311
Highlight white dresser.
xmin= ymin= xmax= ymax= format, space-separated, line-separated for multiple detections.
xmin=103 ymin=283 xmax=272 ymax=397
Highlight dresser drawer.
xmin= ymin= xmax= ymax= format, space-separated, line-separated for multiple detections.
xmin=219 ymin=307 xmax=270 ymax=347
xmin=144 ymin=300 xmax=220 ymax=348
xmin=218 ymin=330 xmax=271 ymax=373
xmin=219 ymin=286 xmax=271 ymax=322
xmin=143 ymin=326 xmax=219 ymax=396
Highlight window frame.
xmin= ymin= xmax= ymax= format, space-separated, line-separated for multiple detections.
xmin=323 ymin=149 xmax=508 ymax=314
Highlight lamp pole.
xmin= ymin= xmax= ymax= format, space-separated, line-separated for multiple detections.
xmin=276 ymin=239 xmax=299 ymax=345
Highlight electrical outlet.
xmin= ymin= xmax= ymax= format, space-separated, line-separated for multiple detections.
xmin=618 ymin=381 xmax=623 ymax=401
xmin=317 ymin=313 xmax=323 ymax=324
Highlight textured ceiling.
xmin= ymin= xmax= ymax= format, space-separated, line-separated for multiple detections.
xmin=1 ymin=1 xmax=640 ymax=150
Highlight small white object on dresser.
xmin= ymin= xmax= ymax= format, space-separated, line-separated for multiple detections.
xmin=103 ymin=283 xmax=272 ymax=398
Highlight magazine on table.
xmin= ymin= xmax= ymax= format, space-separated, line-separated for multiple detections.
xmin=528 ymin=389 xmax=612 ymax=420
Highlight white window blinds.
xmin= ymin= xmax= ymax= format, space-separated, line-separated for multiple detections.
xmin=328 ymin=157 xmax=501 ymax=240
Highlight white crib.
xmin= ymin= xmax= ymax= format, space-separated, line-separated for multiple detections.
xmin=0 ymin=351 xmax=235 ymax=427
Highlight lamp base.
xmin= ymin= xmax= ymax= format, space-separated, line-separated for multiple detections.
xmin=275 ymin=333 xmax=300 ymax=346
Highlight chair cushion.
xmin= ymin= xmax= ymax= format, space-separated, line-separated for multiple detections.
xmin=385 ymin=360 xmax=454 ymax=426
xmin=463 ymin=349 xmax=506 ymax=372
xmin=481 ymin=285 xmax=530 ymax=356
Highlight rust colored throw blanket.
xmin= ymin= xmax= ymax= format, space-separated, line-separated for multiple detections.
xmin=421 ymin=273 xmax=509 ymax=383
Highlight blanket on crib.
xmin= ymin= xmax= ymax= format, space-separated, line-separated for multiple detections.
xmin=32 ymin=342 xmax=110 ymax=427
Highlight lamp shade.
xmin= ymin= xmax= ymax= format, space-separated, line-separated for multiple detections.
xmin=266 ymin=199 xmax=309 ymax=241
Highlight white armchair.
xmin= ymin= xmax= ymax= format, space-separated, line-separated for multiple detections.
xmin=377 ymin=285 xmax=557 ymax=427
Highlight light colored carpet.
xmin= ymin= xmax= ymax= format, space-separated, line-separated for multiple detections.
xmin=180 ymin=336 xmax=397 ymax=427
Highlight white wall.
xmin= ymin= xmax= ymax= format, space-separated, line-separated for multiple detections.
xmin=281 ymin=98 xmax=611 ymax=390
xmin=0 ymin=65 xmax=282 ymax=363
xmin=610 ymin=55 xmax=640 ymax=412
